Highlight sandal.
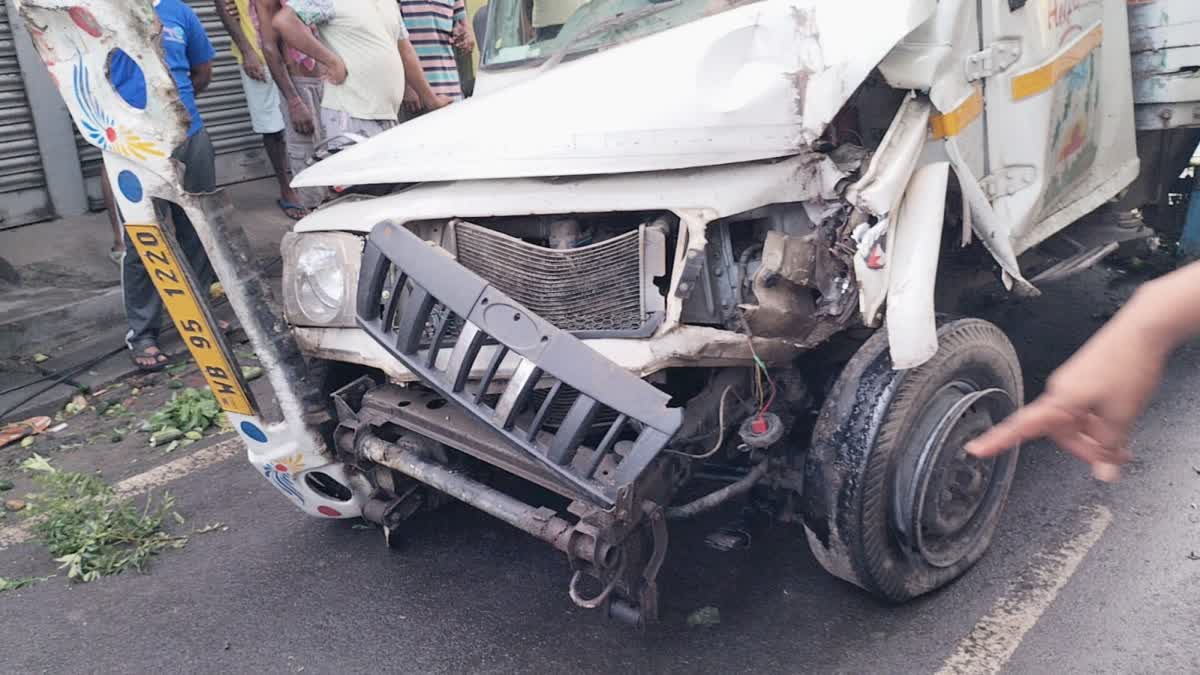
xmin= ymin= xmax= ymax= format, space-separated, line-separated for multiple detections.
xmin=277 ymin=198 xmax=310 ymax=221
xmin=129 ymin=343 xmax=172 ymax=372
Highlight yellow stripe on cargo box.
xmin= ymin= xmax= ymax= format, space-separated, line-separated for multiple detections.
xmin=125 ymin=223 xmax=256 ymax=416
xmin=1011 ymin=22 xmax=1104 ymax=101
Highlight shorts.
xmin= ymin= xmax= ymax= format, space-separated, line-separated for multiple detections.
xmin=239 ymin=69 xmax=285 ymax=135
xmin=320 ymin=108 xmax=397 ymax=152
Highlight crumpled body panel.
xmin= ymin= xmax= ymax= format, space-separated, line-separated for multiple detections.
xmin=293 ymin=0 xmax=936 ymax=187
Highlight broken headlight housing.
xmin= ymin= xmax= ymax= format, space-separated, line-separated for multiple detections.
xmin=281 ymin=232 xmax=363 ymax=327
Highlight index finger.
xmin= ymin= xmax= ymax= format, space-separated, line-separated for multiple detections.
xmin=965 ymin=399 xmax=1079 ymax=458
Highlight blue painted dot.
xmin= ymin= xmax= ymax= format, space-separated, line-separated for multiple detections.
xmin=240 ymin=421 xmax=268 ymax=443
xmin=117 ymin=170 xmax=143 ymax=203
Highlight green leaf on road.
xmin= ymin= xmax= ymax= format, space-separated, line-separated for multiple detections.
xmin=687 ymin=606 xmax=721 ymax=627
xmin=21 ymin=457 xmax=186 ymax=582
xmin=0 ymin=575 xmax=50 ymax=592
xmin=20 ymin=453 xmax=55 ymax=474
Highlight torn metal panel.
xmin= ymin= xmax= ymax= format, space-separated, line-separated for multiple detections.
xmin=886 ymin=160 xmax=949 ymax=370
xmin=943 ymin=138 xmax=1037 ymax=297
xmin=846 ymin=93 xmax=931 ymax=217
xmin=846 ymin=94 xmax=931 ymax=324
xmin=18 ymin=0 xmax=360 ymax=518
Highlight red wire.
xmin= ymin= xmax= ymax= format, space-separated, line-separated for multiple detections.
xmin=756 ymin=366 xmax=777 ymax=422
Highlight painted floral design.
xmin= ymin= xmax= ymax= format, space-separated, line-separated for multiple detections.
xmin=262 ymin=453 xmax=307 ymax=504
xmin=73 ymin=59 xmax=164 ymax=160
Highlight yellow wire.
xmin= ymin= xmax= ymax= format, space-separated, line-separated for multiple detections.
xmin=754 ymin=360 xmax=764 ymax=409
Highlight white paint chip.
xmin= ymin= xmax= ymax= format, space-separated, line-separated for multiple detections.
xmin=937 ymin=505 xmax=1114 ymax=675
xmin=0 ymin=438 xmax=240 ymax=549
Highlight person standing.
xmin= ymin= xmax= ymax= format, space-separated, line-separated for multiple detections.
xmin=271 ymin=0 xmax=450 ymax=150
xmin=114 ymin=0 xmax=219 ymax=371
xmin=398 ymin=0 xmax=475 ymax=106
xmin=251 ymin=0 xmax=327 ymax=209
xmin=472 ymin=3 xmax=488 ymax=59
xmin=215 ymin=0 xmax=309 ymax=219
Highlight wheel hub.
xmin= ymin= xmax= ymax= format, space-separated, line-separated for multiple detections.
xmin=892 ymin=384 xmax=1016 ymax=568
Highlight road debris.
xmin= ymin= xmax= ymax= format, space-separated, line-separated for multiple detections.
xmin=0 ymin=479 xmax=13 ymax=492
xmin=19 ymin=453 xmax=187 ymax=582
xmin=62 ymin=394 xmax=90 ymax=418
xmin=141 ymin=388 xmax=225 ymax=448
xmin=687 ymin=606 xmax=721 ymax=627
xmin=0 ymin=575 xmax=51 ymax=593
xmin=0 ymin=416 xmax=53 ymax=449
xmin=5 ymin=498 xmax=27 ymax=512
xmin=32 ymin=353 xmax=50 ymax=363
xmin=1187 ymin=552 xmax=1200 ymax=561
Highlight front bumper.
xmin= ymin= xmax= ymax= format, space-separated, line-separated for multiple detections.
xmin=354 ymin=221 xmax=684 ymax=507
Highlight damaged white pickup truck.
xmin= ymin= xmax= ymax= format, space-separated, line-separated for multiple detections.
xmin=23 ymin=0 xmax=1200 ymax=625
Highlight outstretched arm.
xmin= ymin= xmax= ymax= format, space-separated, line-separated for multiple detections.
xmin=967 ymin=260 xmax=1200 ymax=481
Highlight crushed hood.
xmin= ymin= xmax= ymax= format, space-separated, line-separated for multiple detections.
xmin=293 ymin=0 xmax=935 ymax=188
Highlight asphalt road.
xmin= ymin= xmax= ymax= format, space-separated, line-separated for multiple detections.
xmin=2 ymin=267 xmax=1198 ymax=674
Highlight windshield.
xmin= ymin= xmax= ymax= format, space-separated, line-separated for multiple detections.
xmin=481 ymin=0 xmax=754 ymax=69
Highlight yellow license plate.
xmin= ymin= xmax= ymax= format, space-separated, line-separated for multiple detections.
xmin=126 ymin=223 xmax=256 ymax=416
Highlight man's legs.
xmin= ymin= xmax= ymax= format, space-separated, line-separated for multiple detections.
xmin=171 ymin=128 xmax=218 ymax=292
xmin=100 ymin=163 xmax=124 ymax=263
xmin=122 ymin=129 xmax=218 ymax=369
xmin=240 ymin=70 xmax=306 ymax=219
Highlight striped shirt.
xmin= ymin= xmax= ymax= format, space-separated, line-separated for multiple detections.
xmin=399 ymin=0 xmax=466 ymax=100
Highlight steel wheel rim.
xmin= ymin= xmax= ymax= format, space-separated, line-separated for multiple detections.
xmin=892 ymin=383 xmax=1016 ymax=568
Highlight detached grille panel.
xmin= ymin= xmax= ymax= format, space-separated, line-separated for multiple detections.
xmin=356 ymin=221 xmax=683 ymax=507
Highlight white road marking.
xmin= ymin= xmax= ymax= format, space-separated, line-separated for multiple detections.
xmin=0 ymin=438 xmax=240 ymax=549
xmin=937 ymin=505 xmax=1114 ymax=675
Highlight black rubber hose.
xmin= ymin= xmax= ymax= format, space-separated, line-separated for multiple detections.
xmin=665 ymin=461 xmax=769 ymax=520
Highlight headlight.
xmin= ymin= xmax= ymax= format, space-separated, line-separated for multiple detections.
xmin=282 ymin=232 xmax=362 ymax=327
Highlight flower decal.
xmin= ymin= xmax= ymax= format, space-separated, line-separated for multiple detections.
xmin=262 ymin=453 xmax=307 ymax=504
xmin=72 ymin=59 xmax=164 ymax=160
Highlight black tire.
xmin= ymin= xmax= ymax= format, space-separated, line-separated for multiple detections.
xmin=801 ymin=318 xmax=1022 ymax=601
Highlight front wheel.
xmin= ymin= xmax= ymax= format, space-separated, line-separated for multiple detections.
xmin=801 ymin=319 xmax=1022 ymax=601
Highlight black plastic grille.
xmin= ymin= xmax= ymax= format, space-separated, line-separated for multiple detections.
xmin=356 ymin=222 xmax=682 ymax=506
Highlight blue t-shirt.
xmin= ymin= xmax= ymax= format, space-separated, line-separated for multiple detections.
xmin=110 ymin=0 xmax=214 ymax=137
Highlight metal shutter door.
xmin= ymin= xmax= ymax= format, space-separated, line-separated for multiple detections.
xmin=0 ymin=1 xmax=53 ymax=228
xmin=75 ymin=0 xmax=271 ymax=210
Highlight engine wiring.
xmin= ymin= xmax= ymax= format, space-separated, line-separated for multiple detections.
xmin=745 ymin=336 xmax=777 ymax=424
xmin=664 ymin=385 xmax=734 ymax=460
